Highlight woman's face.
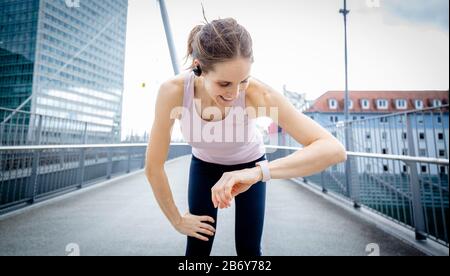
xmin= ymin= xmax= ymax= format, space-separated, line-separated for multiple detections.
xmin=200 ymin=58 xmax=252 ymax=107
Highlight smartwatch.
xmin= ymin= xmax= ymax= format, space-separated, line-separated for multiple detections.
xmin=255 ymin=160 xmax=271 ymax=182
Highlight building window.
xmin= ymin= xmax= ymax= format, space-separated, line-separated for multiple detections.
xmin=440 ymin=166 xmax=446 ymax=174
xmin=382 ymin=148 xmax=388 ymax=154
xmin=360 ymin=116 xmax=365 ymax=120
xmin=437 ymin=116 xmax=442 ymax=124
xmin=329 ymin=99 xmax=338 ymax=109
xmin=415 ymin=100 xmax=423 ymax=109
xmin=419 ymin=149 xmax=427 ymax=157
xmin=432 ymin=99 xmax=442 ymax=107
xmin=330 ymin=116 xmax=339 ymax=123
xmin=402 ymin=132 xmax=407 ymax=140
xmin=361 ymin=99 xmax=370 ymax=110
xmin=421 ymin=166 xmax=427 ymax=173
xmin=402 ymin=165 xmax=408 ymax=173
xmin=366 ymin=132 xmax=371 ymax=139
xmin=402 ymin=148 xmax=408 ymax=155
xmin=396 ymin=99 xmax=407 ymax=110
xmin=353 ymin=116 xmax=357 ymax=121
xmin=380 ymin=117 xmax=388 ymax=123
xmin=419 ymin=132 xmax=425 ymax=140
xmin=383 ymin=165 xmax=389 ymax=172
xmin=377 ymin=99 xmax=389 ymax=110
xmin=417 ymin=115 xmax=424 ymax=124
xmin=439 ymin=150 xmax=446 ymax=157
xmin=438 ymin=133 xmax=444 ymax=140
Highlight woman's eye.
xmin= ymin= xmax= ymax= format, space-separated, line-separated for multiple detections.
xmin=219 ymin=80 xmax=248 ymax=87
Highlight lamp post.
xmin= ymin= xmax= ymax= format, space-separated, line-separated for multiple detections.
xmin=339 ymin=0 xmax=359 ymax=207
xmin=339 ymin=0 xmax=350 ymax=124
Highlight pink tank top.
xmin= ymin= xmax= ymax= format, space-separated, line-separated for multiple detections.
xmin=180 ymin=71 xmax=266 ymax=165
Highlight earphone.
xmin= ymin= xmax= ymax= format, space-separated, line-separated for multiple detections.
xmin=193 ymin=65 xmax=202 ymax=77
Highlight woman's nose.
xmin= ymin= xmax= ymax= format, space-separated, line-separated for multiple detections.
xmin=226 ymin=87 xmax=240 ymax=98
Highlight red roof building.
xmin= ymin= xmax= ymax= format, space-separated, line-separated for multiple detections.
xmin=306 ymin=90 xmax=448 ymax=113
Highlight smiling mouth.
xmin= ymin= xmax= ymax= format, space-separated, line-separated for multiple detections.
xmin=220 ymin=95 xmax=234 ymax=102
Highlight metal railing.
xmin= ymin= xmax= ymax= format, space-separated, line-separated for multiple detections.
xmin=0 ymin=143 xmax=191 ymax=214
xmin=1 ymin=141 xmax=448 ymax=247
xmin=281 ymin=105 xmax=449 ymax=246
xmin=267 ymin=144 xmax=449 ymax=245
xmin=0 ymin=105 xmax=156 ymax=214
xmin=0 ymin=105 xmax=448 ymax=245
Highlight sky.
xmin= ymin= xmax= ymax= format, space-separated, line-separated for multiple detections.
xmin=120 ymin=0 xmax=449 ymax=140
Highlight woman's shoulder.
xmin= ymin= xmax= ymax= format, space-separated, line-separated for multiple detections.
xmin=158 ymin=72 xmax=189 ymax=107
xmin=245 ymin=77 xmax=274 ymax=109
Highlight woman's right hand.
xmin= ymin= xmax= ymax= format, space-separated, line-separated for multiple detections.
xmin=174 ymin=212 xmax=216 ymax=241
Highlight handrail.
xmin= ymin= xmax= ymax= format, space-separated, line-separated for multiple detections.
xmin=265 ymin=145 xmax=449 ymax=165
xmin=1 ymin=143 xmax=448 ymax=165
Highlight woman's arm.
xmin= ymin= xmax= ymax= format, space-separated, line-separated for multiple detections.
xmin=254 ymin=79 xmax=347 ymax=179
xmin=146 ymin=80 xmax=215 ymax=241
xmin=211 ymin=78 xmax=347 ymax=209
xmin=145 ymin=80 xmax=183 ymax=226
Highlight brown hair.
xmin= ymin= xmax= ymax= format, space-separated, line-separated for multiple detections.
xmin=184 ymin=18 xmax=254 ymax=73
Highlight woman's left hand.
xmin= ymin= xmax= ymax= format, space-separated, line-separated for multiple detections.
xmin=211 ymin=167 xmax=263 ymax=209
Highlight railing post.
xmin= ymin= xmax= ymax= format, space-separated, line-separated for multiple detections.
xmin=321 ymin=171 xmax=327 ymax=193
xmin=77 ymin=122 xmax=87 ymax=189
xmin=141 ymin=146 xmax=146 ymax=169
xmin=406 ymin=114 xmax=427 ymax=240
xmin=106 ymin=149 xmax=113 ymax=180
xmin=28 ymin=115 xmax=42 ymax=204
xmin=0 ymin=120 xmax=4 ymax=145
xmin=406 ymin=160 xmax=427 ymax=241
xmin=126 ymin=147 xmax=131 ymax=173
xmin=345 ymin=121 xmax=360 ymax=208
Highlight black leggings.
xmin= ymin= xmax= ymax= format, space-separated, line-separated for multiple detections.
xmin=186 ymin=154 xmax=267 ymax=256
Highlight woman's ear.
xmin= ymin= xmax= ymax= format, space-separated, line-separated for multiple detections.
xmin=192 ymin=59 xmax=200 ymax=68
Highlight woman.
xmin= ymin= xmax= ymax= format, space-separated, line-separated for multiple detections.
xmin=145 ymin=18 xmax=347 ymax=256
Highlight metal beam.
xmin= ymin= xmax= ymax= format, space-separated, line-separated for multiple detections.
xmin=156 ymin=0 xmax=180 ymax=75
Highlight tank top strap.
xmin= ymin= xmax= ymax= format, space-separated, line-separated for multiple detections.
xmin=183 ymin=71 xmax=194 ymax=109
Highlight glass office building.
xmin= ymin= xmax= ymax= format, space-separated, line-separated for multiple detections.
xmin=0 ymin=0 xmax=128 ymax=141
xmin=0 ymin=0 xmax=39 ymax=115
